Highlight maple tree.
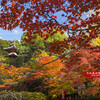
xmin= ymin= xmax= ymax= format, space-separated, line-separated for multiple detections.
xmin=25 ymin=56 xmax=64 ymax=82
xmin=0 ymin=0 xmax=100 ymax=99
xmin=17 ymin=56 xmax=64 ymax=94
xmin=32 ymin=46 xmax=100 ymax=97
xmin=0 ymin=63 xmax=30 ymax=85
xmin=16 ymin=46 xmax=100 ymax=98
xmin=0 ymin=0 xmax=99 ymax=50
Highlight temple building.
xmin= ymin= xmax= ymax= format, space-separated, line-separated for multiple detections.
xmin=3 ymin=40 xmax=18 ymax=58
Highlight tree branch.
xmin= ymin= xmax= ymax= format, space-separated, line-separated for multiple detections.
xmin=37 ymin=46 xmax=80 ymax=69
xmin=46 ymin=13 xmax=100 ymax=32
xmin=37 ymin=36 xmax=93 ymax=69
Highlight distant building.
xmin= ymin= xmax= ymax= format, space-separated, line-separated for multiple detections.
xmin=3 ymin=42 xmax=18 ymax=58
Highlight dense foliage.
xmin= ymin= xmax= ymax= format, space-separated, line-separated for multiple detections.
xmin=0 ymin=0 xmax=99 ymax=50
xmin=21 ymin=46 xmax=100 ymax=98
xmin=0 ymin=63 xmax=30 ymax=85
xmin=0 ymin=91 xmax=47 ymax=100
xmin=91 ymin=34 xmax=100 ymax=46
xmin=0 ymin=0 xmax=100 ymax=100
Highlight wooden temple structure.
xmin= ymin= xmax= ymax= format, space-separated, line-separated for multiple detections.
xmin=3 ymin=40 xmax=18 ymax=58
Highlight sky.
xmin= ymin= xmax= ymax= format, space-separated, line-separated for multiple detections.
xmin=0 ymin=27 xmax=25 ymax=41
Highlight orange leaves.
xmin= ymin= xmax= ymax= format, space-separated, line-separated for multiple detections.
xmin=0 ymin=0 xmax=99 ymax=97
xmin=70 ymin=46 xmax=100 ymax=70
xmin=0 ymin=63 xmax=30 ymax=84
xmin=84 ymin=86 xmax=100 ymax=96
xmin=34 ymin=0 xmax=36 ymax=3
xmin=12 ymin=1 xmax=16 ymax=7
xmin=30 ymin=56 xmax=65 ymax=83
xmin=20 ymin=5 xmax=24 ymax=11
xmin=30 ymin=0 xmax=34 ymax=4
xmin=30 ymin=56 xmax=67 ymax=96
xmin=37 ymin=56 xmax=64 ymax=71
xmin=41 ymin=33 xmax=46 ymax=37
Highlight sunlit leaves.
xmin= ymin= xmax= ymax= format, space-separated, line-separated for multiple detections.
xmin=91 ymin=34 xmax=100 ymax=46
xmin=0 ymin=0 xmax=99 ymax=48
xmin=0 ymin=63 xmax=30 ymax=84
xmin=0 ymin=0 xmax=100 ymax=98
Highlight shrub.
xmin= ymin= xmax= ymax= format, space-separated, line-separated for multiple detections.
xmin=0 ymin=91 xmax=47 ymax=100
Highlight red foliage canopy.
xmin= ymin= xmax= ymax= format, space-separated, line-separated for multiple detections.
xmin=0 ymin=0 xmax=100 ymax=64
xmin=0 ymin=0 xmax=99 ymax=46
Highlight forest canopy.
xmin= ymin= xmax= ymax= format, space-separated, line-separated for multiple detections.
xmin=0 ymin=0 xmax=100 ymax=100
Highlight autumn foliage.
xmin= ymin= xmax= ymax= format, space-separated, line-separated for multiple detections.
xmin=0 ymin=0 xmax=99 ymax=48
xmin=0 ymin=0 xmax=99 ymax=61
xmin=0 ymin=0 xmax=100 ymax=99
xmin=0 ymin=63 xmax=30 ymax=84
xmin=27 ymin=47 xmax=100 ymax=97
xmin=47 ymin=46 xmax=100 ymax=97
xmin=30 ymin=56 xmax=64 ymax=80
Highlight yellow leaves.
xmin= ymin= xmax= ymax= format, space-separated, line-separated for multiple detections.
xmin=86 ymin=9 xmax=100 ymax=17
xmin=91 ymin=34 xmax=100 ymax=46
xmin=49 ymin=87 xmax=62 ymax=97
xmin=93 ymin=40 xmax=100 ymax=46
xmin=52 ymin=94 xmax=57 ymax=99
xmin=2 ymin=79 xmax=15 ymax=83
xmin=87 ymin=23 xmax=100 ymax=33
xmin=97 ymin=10 xmax=100 ymax=16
